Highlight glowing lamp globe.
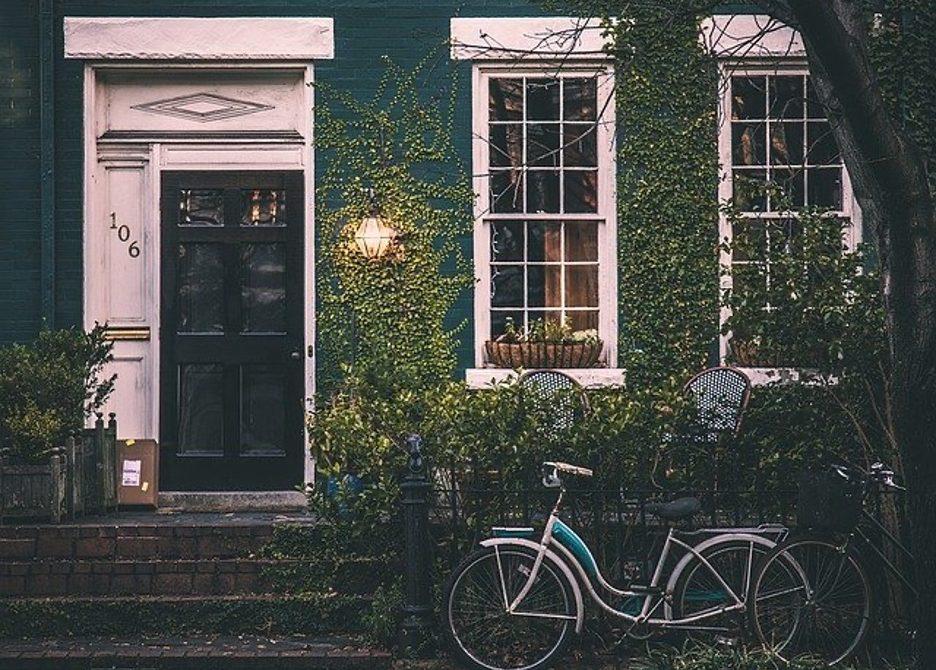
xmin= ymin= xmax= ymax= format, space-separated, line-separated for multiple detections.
xmin=353 ymin=214 xmax=397 ymax=259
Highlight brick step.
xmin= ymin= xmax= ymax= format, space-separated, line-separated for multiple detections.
xmin=0 ymin=635 xmax=391 ymax=670
xmin=0 ymin=594 xmax=371 ymax=638
xmin=0 ymin=558 xmax=311 ymax=597
xmin=0 ymin=523 xmax=275 ymax=561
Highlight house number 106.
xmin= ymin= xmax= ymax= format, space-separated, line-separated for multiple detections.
xmin=110 ymin=213 xmax=140 ymax=258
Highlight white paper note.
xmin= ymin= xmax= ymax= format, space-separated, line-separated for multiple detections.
xmin=122 ymin=459 xmax=142 ymax=487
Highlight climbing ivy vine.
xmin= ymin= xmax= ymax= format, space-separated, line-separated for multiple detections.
xmin=314 ymin=56 xmax=474 ymax=395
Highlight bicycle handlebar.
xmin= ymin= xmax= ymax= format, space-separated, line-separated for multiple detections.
xmin=832 ymin=461 xmax=905 ymax=491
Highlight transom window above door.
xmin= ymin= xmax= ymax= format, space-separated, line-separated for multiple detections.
xmin=473 ymin=67 xmax=617 ymax=367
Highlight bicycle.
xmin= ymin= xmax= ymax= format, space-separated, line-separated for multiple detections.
xmin=748 ymin=462 xmax=917 ymax=666
xmin=442 ymin=461 xmax=788 ymax=670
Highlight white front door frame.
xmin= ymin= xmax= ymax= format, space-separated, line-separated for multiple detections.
xmin=81 ymin=60 xmax=318 ymax=489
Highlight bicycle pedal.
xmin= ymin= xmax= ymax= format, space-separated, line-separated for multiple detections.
xmin=715 ymin=635 xmax=740 ymax=648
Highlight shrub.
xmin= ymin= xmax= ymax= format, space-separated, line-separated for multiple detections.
xmin=0 ymin=324 xmax=115 ymax=463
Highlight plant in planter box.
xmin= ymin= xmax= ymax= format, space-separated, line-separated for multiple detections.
xmin=0 ymin=325 xmax=116 ymax=521
xmin=485 ymin=316 xmax=604 ymax=368
xmin=0 ymin=324 xmax=115 ymax=463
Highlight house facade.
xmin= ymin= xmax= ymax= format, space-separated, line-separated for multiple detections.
xmin=0 ymin=2 xmax=860 ymax=499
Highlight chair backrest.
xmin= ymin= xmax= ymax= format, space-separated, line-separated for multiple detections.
xmin=517 ymin=369 xmax=588 ymax=434
xmin=683 ymin=366 xmax=751 ymax=439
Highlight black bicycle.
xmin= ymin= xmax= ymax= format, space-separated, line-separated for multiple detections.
xmin=748 ymin=462 xmax=917 ymax=666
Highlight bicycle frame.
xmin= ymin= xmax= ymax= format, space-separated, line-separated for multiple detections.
xmin=481 ymin=486 xmax=783 ymax=633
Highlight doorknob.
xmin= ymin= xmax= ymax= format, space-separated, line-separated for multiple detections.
xmin=290 ymin=350 xmax=302 ymax=361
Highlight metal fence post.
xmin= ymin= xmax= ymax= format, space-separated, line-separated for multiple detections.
xmin=400 ymin=433 xmax=433 ymax=652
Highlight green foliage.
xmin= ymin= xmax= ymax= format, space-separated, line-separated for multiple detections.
xmin=314 ymin=54 xmax=474 ymax=394
xmin=497 ymin=315 xmax=599 ymax=345
xmin=0 ymin=324 xmax=114 ymax=463
xmin=631 ymin=642 xmax=894 ymax=670
xmin=603 ymin=3 xmax=721 ymax=384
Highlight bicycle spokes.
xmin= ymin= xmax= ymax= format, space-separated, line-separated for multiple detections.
xmin=448 ymin=548 xmax=573 ymax=670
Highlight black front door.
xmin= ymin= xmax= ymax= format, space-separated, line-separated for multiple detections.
xmin=160 ymin=171 xmax=304 ymax=491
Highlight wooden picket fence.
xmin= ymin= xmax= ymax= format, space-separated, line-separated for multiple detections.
xmin=0 ymin=414 xmax=118 ymax=523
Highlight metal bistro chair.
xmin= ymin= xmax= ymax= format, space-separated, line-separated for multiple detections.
xmin=653 ymin=366 xmax=752 ymax=494
xmin=517 ymin=369 xmax=590 ymax=435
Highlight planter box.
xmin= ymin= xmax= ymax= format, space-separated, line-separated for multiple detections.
xmin=0 ymin=450 xmax=68 ymax=523
xmin=485 ymin=340 xmax=603 ymax=368
xmin=0 ymin=413 xmax=118 ymax=523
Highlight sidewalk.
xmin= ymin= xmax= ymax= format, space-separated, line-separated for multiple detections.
xmin=0 ymin=635 xmax=391 ymax=669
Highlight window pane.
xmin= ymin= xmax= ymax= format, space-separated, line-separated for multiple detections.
xmin=806 ymin=122 xmax=840 ymax=164
xmin=565 ymin=222 xmax=598 ymax=261
xmin=241 ymin=189 xmax=285 ymax=226
xmin=526 ymin=78 xmax=560 ymax=120
xmin=527 ymin=123 xmax=560 ymax=167
xmin=491 ymin=265 xmax=524 ymax=307
xmin=732 ymin=122 xmax=766 ymax=166
xmin=240 ymin=365 xmax=286 ymax=455
xmin=732 ymin=170 xmax=767 ymax=211
xmin=564 ymin=123 xmax=597 ymax=167
xmin=527 ymin=221 xmax=562 ymax=262
xmin=806 ymin=77 xmax=824 ymax=118
xmin=731 ymin=220 xmax=767 ymax=262
xmin=489 ymin=78 xmax=523 ymax=121
xmin=527 ymin=170 xmax=560 ymax=213
xmin=565 ymin=266 xmax=598 ymax=307
xmin=563 ymin=78 xmax=597 ymax=121
xmin=770 ymin=168 xmax=805 ymax=210
xmin=807 ymin=167 xmax=843 ymax=209
xmin=491 ymin=221 xmax=524 ymax=262
xmin=177 ymin=243 xmax=224 ymax=333
xmin=491 ymin=170 xmax=523 ymax=213
xmin=491 ymin=310 xmax=524 ymax=338
xmin=241 ymin=243 xmax=286 ymax=333
xmin=568 ymin=310 xmax=598 ymax=332
xmin=564 ymin=171 xmax=598 ymax=213
xmin=489 ymin=123 xmax=523 ymax=168
xmin=178 ymin=364 xmax=223 ymax=455
xmin=527 ymin=265 xmax=562 ymax=308
xmin=732 ymin=76 xmax=766 ymax=119
xmin=770 ymin=122 xmax=804 ymax=166
xmin=179 ymin=189 xmax=223 ymax=226
xmin=769 ymin=76 xmax=805 ymax=119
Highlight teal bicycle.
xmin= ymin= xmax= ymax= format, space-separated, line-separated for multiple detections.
xmin=443 ymin=461 xmax=789 ymax=670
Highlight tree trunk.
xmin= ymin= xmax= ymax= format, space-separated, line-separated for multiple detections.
xmin=753 ymin=1 xmax=936 ymax=665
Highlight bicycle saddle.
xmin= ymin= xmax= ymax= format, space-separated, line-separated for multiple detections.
xmin=644 ymin=497 xmax=701 ymax=521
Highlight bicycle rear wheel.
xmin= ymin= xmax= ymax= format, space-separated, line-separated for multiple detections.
xmin=673 ymin=538 xmax=774 ymax=638
xmin=749 ymin=534 xmax=872 ymax=666
xmin=443 ymin=546 xmax=575 ymax=670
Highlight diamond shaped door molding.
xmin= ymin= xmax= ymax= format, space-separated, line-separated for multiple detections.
xmin=132 ymin=93 xmax=274 ymax=123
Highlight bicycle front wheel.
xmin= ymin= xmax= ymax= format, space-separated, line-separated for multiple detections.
xmin=443 ymin=546 xmax=575 ymax=670
xmin=749 ymin=534 xmax=872 ymax=666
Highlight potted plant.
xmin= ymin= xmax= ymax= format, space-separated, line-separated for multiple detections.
xmin=485 ymin=317 xmax=604 ymax=368
xmin=0 ymin=325 xmax=117 ymax=522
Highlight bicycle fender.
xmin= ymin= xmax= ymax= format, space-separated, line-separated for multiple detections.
xmin=480 ymin=537 xmax=585 ymax=633
xmin=663 ymin=532 xmax=777 ymax=619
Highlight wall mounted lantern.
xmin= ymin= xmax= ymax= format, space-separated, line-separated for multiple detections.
xmin=352 ymin=188 xmax=398 ymax=260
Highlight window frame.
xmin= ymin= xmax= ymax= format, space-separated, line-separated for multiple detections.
xmin=471 ymin=62 xmax=618 ymax=368
xmin=717 ymin=61 xmax=862 ymax=366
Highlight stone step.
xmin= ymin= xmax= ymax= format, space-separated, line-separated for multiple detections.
xmin=0 ymin=522 xmax=275 ymax=561
xmin=0 ymin=634 xmax=391 ymax=670
xmin=0 ymin=594 xmax=371 ymax=638
xmin=0 ymin=558 xmax=307 ymax=597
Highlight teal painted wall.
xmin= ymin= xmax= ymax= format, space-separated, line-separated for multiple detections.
xmin=2 ymin=0 xmax=556 ymax=375
xmin=0 ymin=2 xmax=43 ymax=344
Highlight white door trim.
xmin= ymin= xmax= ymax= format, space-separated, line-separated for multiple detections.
xmin=81 ymin=61 xmax=317 ymax=488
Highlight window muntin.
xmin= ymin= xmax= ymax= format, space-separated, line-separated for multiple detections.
xmin=730 ymin=74 xmax=843 ymax=213
xmin=720 ymin=69 xmax=858 ymax=364
xmin=479 ymin=70 xmax=612 ymax=351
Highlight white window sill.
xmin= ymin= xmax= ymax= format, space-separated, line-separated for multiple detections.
xmin=737 ymin=367 xmax=829 ymax=386
xmin=466 ymin=367 xmax=626 ymax=389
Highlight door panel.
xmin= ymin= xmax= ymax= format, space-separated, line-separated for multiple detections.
xmin=160 ymin=171 xmax=304 ymax=491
